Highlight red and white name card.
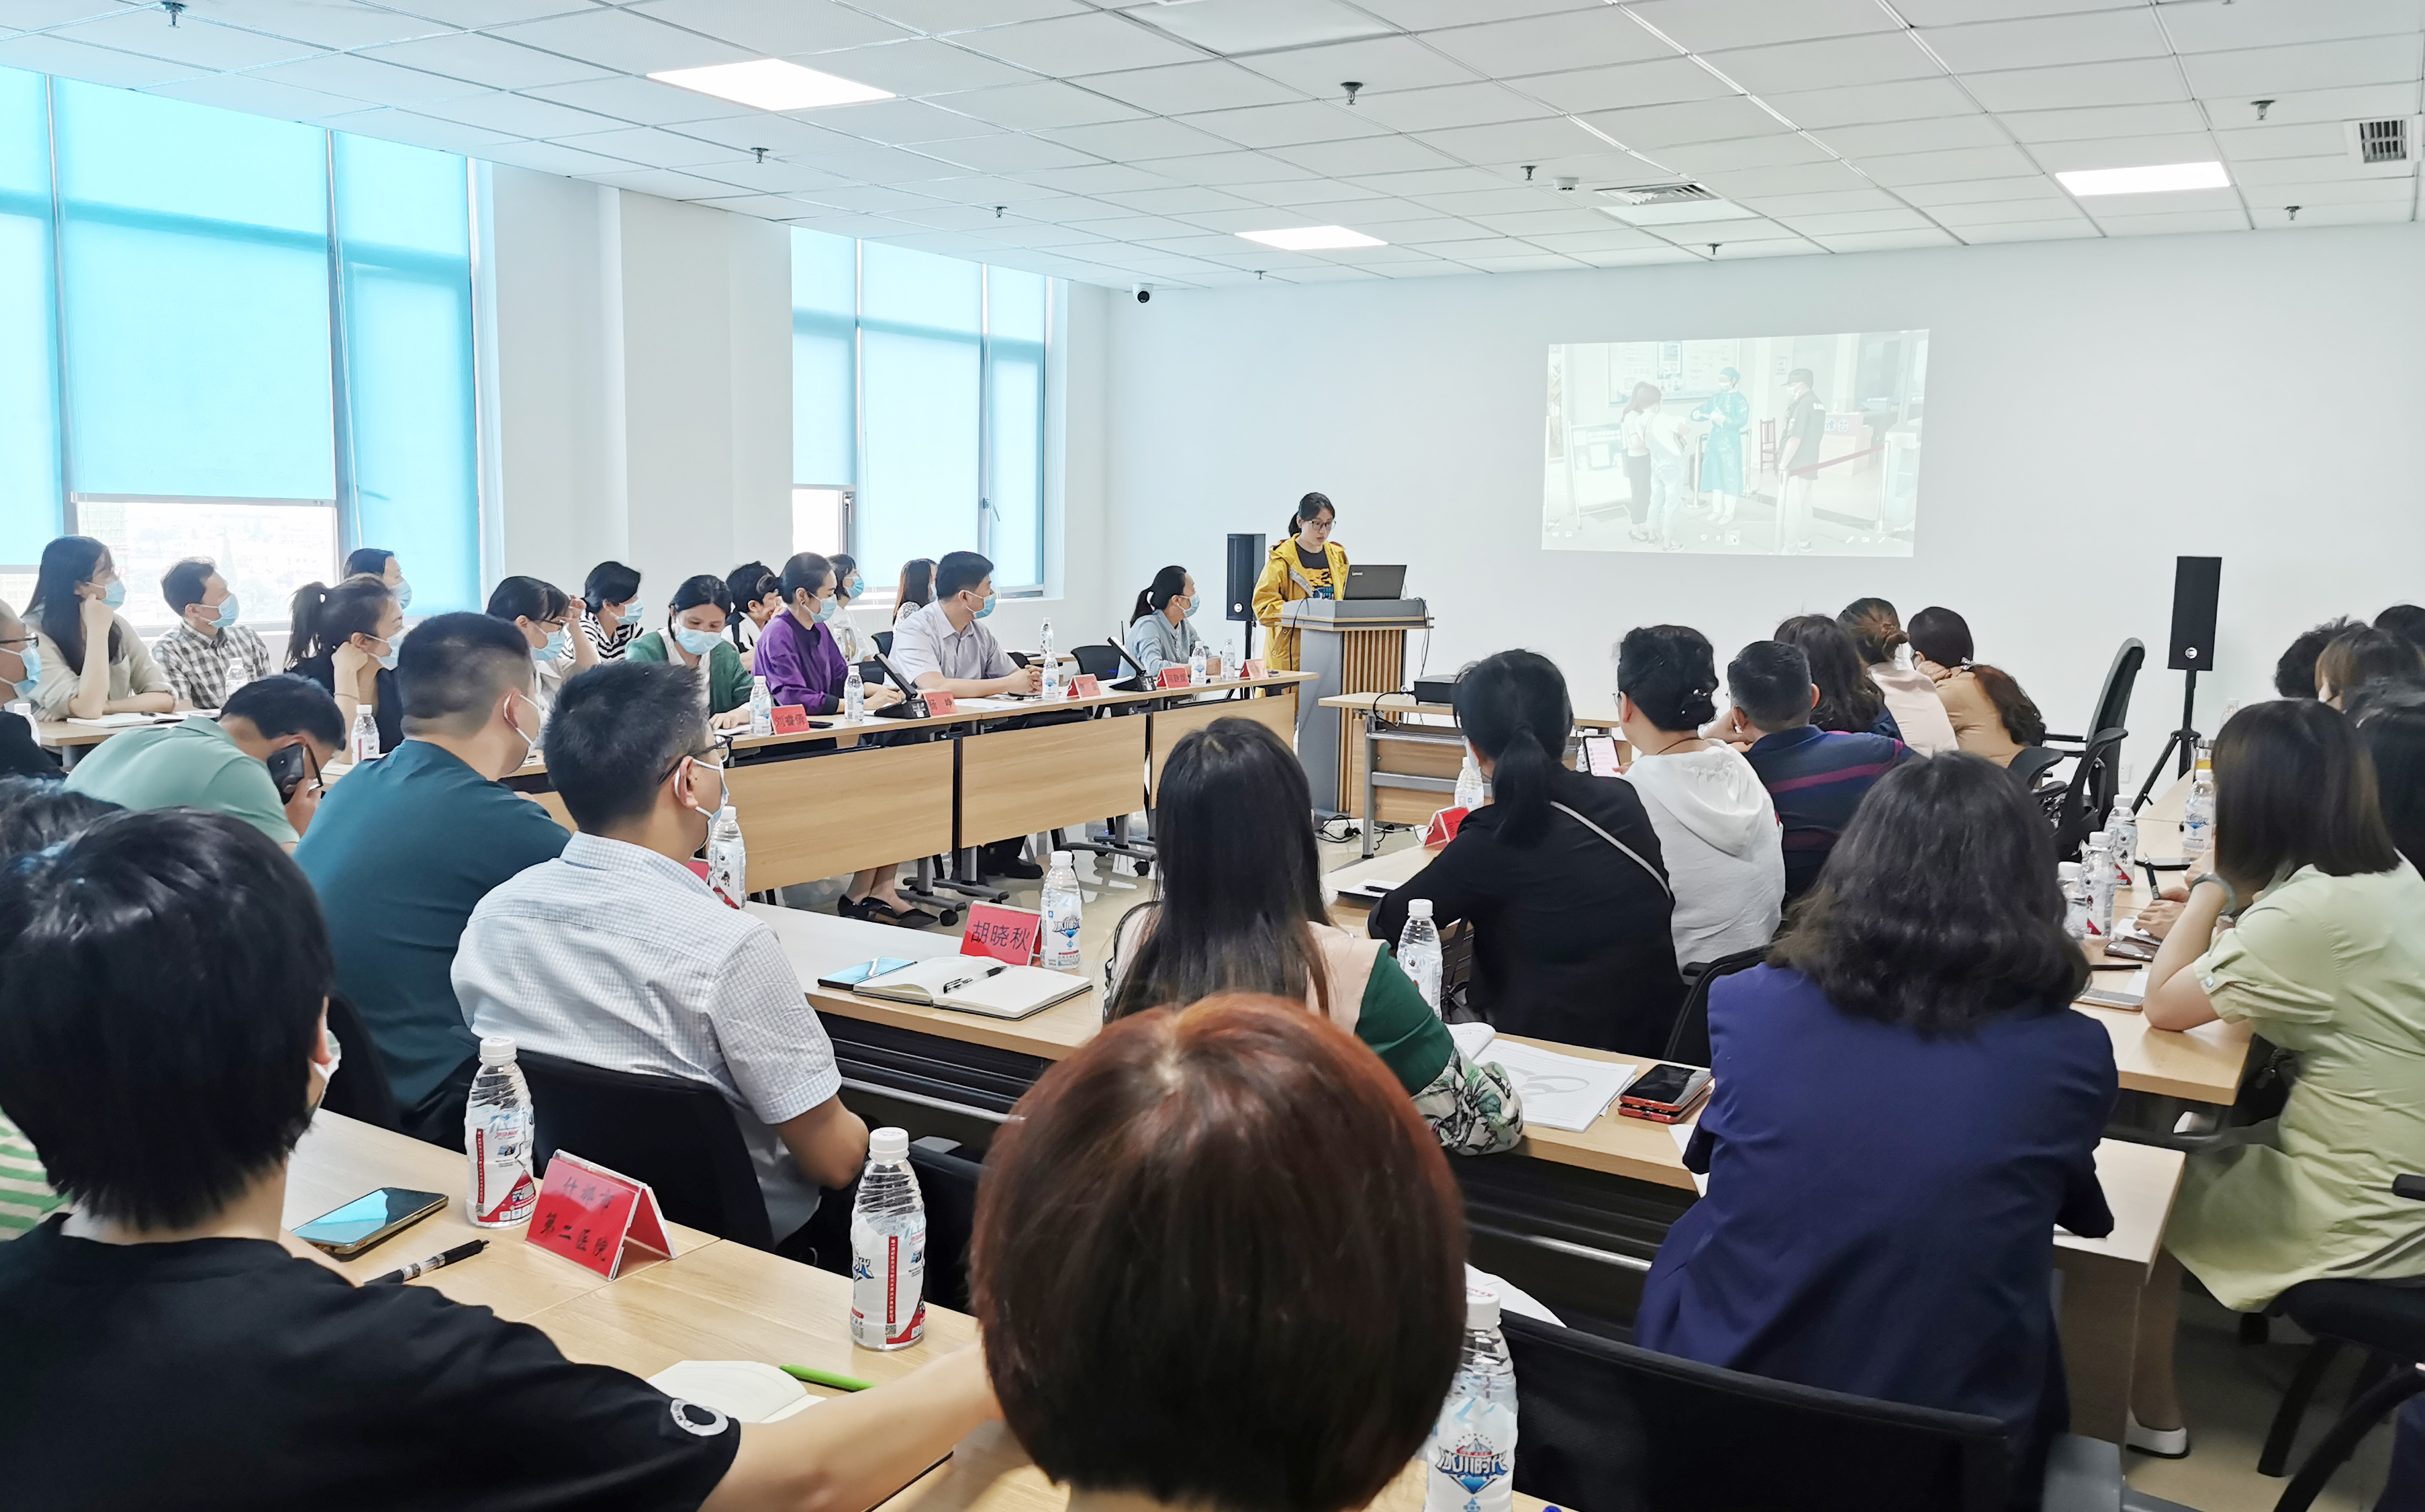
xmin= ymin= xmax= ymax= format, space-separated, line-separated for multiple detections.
xmin=1423 ymin=806 xmax=1470 ymax=847
xmin=1241 ymin=659 xmax=1267 ymax=679
xmin=1070 ymin=673 xmax=1102 ymax=698
xmin=528 ymin=1151 xmax=674 ymax=1279
xmin=922 ymin=690 xmax=957 ymax=716
xmin=770 ymin=704 xmax=812 ymax=734
xmin=1156 ymin=666 xmax=1192 ymax=689
xmin=962 ymin=902 xmax=1041 ymax=965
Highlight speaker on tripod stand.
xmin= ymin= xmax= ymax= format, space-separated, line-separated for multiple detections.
xmin=2140 ymin=556 xmax=2221 ymax=808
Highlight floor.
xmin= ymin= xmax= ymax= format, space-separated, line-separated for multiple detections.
xmin=906 ymin=824 xmax=2397 ymax=1512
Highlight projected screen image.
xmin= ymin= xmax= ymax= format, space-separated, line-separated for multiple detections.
xmin=1545 ymin=331 xmax=1927 ymax=557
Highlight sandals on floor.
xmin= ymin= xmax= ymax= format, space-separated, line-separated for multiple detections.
xmin=843 ymin=895 xmax=939 ymax=929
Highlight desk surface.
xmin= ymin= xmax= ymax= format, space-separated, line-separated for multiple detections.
xmin=1321 ymin=689 xmax=1626 ymax=728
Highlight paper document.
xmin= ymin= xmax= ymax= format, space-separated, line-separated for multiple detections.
xmin=2077 ymin=967 xmax=2149 ymax=1010
xmin=64 ymin=712 xmax=164 ymax=728
xmin=1447 ymin=1021 xmax=1495 ymax=1062
xmin=947 ymin=697 xmax=1029 ymax=713
xmin=1670 ymin=1121 xmax=1709 ymax=1196
xmin=1482 ymin=1040 xmax=1638 ymax=1133
xmin=647 ymin=1361 xmax=821 ymax=1423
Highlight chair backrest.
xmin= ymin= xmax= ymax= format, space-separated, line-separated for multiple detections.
xmin=319 ymin=992 xmax=400 ymax=1131
xmin=1499 ymin=1311 xmax=2010 ymax=1512
xmin=1072 ymin=643 xmax=1125 ymax=679
xmin=2008 ymin=745 xmax=2066 ymax=794
xmin=2047 ymin=726 xmax=2128 ymax=859
xmin=1662 ymin=947 xmax=1768 ymax=1066
xmin=873 ymin=630 xmax=894 ymax=657
xmin=2087 ymin=639 xmax=2144 ymax=745
xmin=518 ymin=1049 xmax=773 ymax=1249
xmin=908 ymin=1137 xmax=984 ymax=1313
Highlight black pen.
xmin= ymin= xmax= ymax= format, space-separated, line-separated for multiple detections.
xmin=367 ymin=1239 xmax=486 ymax=1285
xmin=940 ymin=963 xmax=1008 ymax=994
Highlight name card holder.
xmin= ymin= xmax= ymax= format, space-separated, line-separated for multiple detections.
xmin=528 ymin=1151 xmax=675 ymax=1280
xmin=1070 ymin=674 xmax=1102 ymax=698
xmin=770 ymin=705 xmax=811 ymax=735
xmin=962 ymin=902 xmax=1041 ymax=965
xmin=924 ymin=690 xmax=957 ymax=716
xmin=1241 ymin=659 xmax=1267 ymax=679
xmin=1423 ymin=806 xmax=1470 ymax=847
xmin=1156 ymin=667 xmax=1192 ymax=690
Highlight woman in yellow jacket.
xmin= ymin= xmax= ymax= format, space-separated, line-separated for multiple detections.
xmin=1251 ymin=493 xmax=1348 ymax=672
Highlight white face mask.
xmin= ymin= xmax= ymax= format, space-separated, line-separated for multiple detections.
xmin=505 ymin=690 xmax=541 ymax=764
xmin=682 ymin=755 xmax=727 ymax=819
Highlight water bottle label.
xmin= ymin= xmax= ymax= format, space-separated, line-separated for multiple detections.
xmin=1423 ymin=1401 xmax=1515 ymax=1512
xmin=850 ymin=1217 xmax=927 ymax=1348
xmin=469 ymin=1117 xmax=535 ymax=1226
xmin=1043 ymin=923 xmax=1081 ymax=970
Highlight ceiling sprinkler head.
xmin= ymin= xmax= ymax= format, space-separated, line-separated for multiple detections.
xmin=161 ymin=0 xmax=185 ymax=23
xmin=1523 ymin=164 xmax=1535 ymax=181
xmin=1342 ymin=81 xmax=1362 ymax=105
xmin=1709 ymin=244 xmax=1721 ymax=258
xmin=2253 ymin=98 xmax=2274 ymax=120
xmin=751 ymin=147 xmax=769 ymax=163
xmin=2285 ymin=204 xmax=2301 ymax=222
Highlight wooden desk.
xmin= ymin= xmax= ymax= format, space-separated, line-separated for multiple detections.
xmin=726 ymin=741 xmax=955 ymax=889
xmin=31 ymin=718 xmax=132 ymax=750
xmin=1147 ymin=687 xmax=1299 ymax=800
xmin=1319 ymin=692 xmax=1627 ymax=855
xmin=959 ymin=716 xmax=1149 ymax=850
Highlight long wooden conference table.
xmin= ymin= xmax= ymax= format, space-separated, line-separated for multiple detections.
xmin=287 ymin=1111 xmax=1541 ymax=1512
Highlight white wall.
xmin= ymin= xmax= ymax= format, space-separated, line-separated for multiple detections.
xmin=1100 ymin=223 xmax=2425 ymax=777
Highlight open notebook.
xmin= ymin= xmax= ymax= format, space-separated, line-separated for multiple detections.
xmin=855 ymin=958 xmax=1090 ymax=1020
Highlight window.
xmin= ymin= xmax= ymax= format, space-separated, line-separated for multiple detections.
xmin=0 ymin=66 xmax=481 ymax=621
xmin=790 ymin=230 xmax=1051 ymax=596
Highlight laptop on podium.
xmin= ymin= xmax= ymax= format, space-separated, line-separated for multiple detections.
xmin=1341 ymin=563 xmax=1407 ymax=600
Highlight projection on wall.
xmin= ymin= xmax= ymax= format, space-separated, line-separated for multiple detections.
xmin=1544 ymin=331 xmax=1927 ymax=558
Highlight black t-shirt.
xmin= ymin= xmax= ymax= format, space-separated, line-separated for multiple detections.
xmin=1294 ymin=542 xmax=1329 ymax=571
xmin=0 ymin=1220 xmax=740 ymax=1511
xmin=0 ymin=710 xmax=60 ymax=779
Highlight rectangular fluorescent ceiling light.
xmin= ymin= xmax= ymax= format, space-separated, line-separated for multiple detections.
xmin=2056 ymin=161 xmax=2230 ymax=197
xmin=648 ymin=59 xmax=892 ymax=112
xmin=1237 ymin=225 xmax=1386 ymax=251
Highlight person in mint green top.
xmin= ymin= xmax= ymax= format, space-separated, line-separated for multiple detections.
xmin=1104 ymin=717 xmax=1521 ymax=1155
xmin=64 ymin=674 xmax=342 ymax=849
xmin=625 ymin=575 xmax=755 ymax=728
xmin=2125 ymin=699 xmax=2425 ymax=1453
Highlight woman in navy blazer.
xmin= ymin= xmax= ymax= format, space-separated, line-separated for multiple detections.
xmin=1635 ymin=753 xmax=2118 ymax=1507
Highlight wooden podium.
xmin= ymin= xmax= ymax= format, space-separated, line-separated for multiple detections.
xmin=1281 ymin=597 xmax=1430 ymax=816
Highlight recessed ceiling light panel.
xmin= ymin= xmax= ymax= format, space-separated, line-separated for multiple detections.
xmin=648 ymin=59 xmax=894 ymax=113
xmin=2056 ymin=161 xmax=2230 ymax=197
xmin=1237 ymin=225 xmax=1386 ymax=250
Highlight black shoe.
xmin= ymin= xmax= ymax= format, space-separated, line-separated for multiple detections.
xmin=980 ymin=848 xmax=1043 ymax=881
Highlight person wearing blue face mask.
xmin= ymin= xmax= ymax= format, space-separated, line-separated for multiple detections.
xmin=1125 ymin=565 xmax=1216 ymax=683
xmin=893 ymin=550 xmax=1039 ymax=702
xmin=626 ymin=574 xmax=760 ymax=731
xmin=26 ymin=536 xmax=173 ymax=724
xmin=0 ymin=601 xmax=60 ymax=778
xmin=287 ymin=573 xmax=405 ymax=754
xmin=828 ymin=551 xmax=867 ymax=664
xmin=485 ymin=574 xmax=596 ymax=718
xmin=580 ymin=559 xmax=645 ymax=662
xmin=346 ymin=547 xmax=412 ymax=614
xmin=756 ymin=551 xmax=879 ymax=718
xmin=154 ymin=557 xmax=272 ymax=711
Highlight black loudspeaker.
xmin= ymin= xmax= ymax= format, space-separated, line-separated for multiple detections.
xmin=2167 ymin=556 xmax=2222 ymax=672
xmin=1225 ymin=532 xmax=1265 ymax=622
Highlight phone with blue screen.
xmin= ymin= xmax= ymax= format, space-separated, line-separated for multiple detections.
xmin=816 ymin=957 xmax=918 ymax=991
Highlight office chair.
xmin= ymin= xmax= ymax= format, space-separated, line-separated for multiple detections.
xmin=318 ymin=992 xmax=400 ymax=1132
xmin=2009 ymin=745 xmax=2068 ymax=793
xmin=518 ymin=1049 xmax=774 ymax=1249
xmin=2045 ymin=640 xmax=2145 ymax=760
xmin=787 ymin=1135 xmax=986 ymax=1297
xmin=2042 ymin=727 xmax=2128 ymax=859
xmin=873 ymin=630 xmax=893 ymax=659
xmin=1662 ymin=947 xmax=1768 ymax=1067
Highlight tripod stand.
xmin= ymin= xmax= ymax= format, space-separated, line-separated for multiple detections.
xmin=2135 ymin=667 xmax=2199 ymax=810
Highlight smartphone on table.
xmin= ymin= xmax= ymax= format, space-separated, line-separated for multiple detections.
xmin=1618 ymin=1063 xmax=1713 ymax=1124
xmin=293 ymin=1187 xmax=446 ymax=1257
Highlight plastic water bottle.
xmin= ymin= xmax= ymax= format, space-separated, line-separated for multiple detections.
xmin=1188 ymin=643 xmax=1208 ymax=686
xmin=1424 ymin=1286 xmax=1517 ymax=1512
xmin=2107 ymin=800 xmax=2138 ymax=887
xmin=749 ymin=675 xmax=773 ymax=736
xmin=1039 ymin=620 xmax=1061 ymax=700
xmin=465 ymin=1036 xmax=536 ymax=1229
xmin=849 ymin=1127 xmax=927 ymax=1350
xmin=706 ymin=804 xmax=746 ymax=908
xmin=2059 ymin=862 xmax=2090 ymax=943
xmin=2084 ymin=841 xmax=2115 ymax=938
xmin=348 ymin=705 xmax=381 ymax=763
xmin=2182 ymin=741 xmax=2216 ymax=859
xmin=1455 ymin=753 xmax=1488 ymax=812
xmin=1040 ymin=850 xmax=1083 ymax=970
xmin=843 ymin=663 xmax=865 ymax=724
xmin=1399 ymin=899 xmax=1443 ymax=1015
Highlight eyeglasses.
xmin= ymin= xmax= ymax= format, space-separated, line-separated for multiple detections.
xmin=659 ymin=746 xmax=728 ymax=787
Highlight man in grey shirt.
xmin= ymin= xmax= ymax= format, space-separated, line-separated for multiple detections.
xmin=892 ymin=551 xmax=1044 ymax=878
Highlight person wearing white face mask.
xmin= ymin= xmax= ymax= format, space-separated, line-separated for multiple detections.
xmin=1125 ymin=565 xmax=1216 ymax=681
xmin=154 ymin=557 xmax=272 ymax=711
xmin=485 ymin=575 xmax=595 ymax=718
xmin=287 ymin=573 xmax=406 ymax=753
xmin=0 ymin=601 xmax=59 ymax=777
xmin=26 ymin=535 xmax=173 ymax=723
xmin=295 ymin=612 xmax=569 ymax=1147
xmin=455 ymin=660 xmax=872 ymax=1249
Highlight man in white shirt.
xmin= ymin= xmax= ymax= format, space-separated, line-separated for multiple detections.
xmin=453 ymin=661 xmax=868 ymax=1246
xmin=890 ymin=551 xmax=1041 ymax=700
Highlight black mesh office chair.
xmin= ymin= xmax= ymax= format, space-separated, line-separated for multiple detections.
xmin=1662 ymin=948 xmax=1768 ymax=1066
xmin=2045 ymin=640 xmax=2145 ymax=757
xmin=518 ymin=1050 xmax=774 ymax=1249
xmin=1074 ymin=641 xmax=1146 ymax=692
xmin=2043 ymin=727 xmax=2129 ymax=858
xmin=873 ymin=630 xmax=893 ymax=658
xmin=789 ymin=1135 xmax=986 ymax=1301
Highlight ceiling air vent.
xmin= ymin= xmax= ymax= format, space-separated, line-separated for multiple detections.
xmin=1601 ymin=182 xmax=1718 ymax=207
xmin=2350 ymin=117 xmax=2413 ymax=165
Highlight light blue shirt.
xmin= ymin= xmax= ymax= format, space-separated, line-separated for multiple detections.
xmin=1125 ymin=609 xmax=1203 ymax=680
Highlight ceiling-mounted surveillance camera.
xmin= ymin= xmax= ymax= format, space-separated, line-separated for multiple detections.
xmin=1133 ymin=283 xmax=1151 ymax=303
xmin=1555 ymin=176 xmax=1578 ymax=191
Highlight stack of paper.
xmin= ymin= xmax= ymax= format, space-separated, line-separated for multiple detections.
xmin=2078 ymin=967 xmax=2149 ymax=1010
xmin=647 ymin=1361 xmax=820 ymax=1423
xmin=1480 ymin=1039 xmax=1639 ymax=1133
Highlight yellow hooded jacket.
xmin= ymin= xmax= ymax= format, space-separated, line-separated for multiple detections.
xmin=1250 ymin=537 xmax=1350 ymax=672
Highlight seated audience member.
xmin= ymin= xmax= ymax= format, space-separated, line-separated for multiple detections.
xmin=2129 ymin=700 xmax=2425 ymax=1456
xmin=1372 ymin=650 xmax=1683 ymax=1054
xmin=829 ymin=553 xmax=867 ymax=664
xmin=972 ymin=997 xmax=1466 ymax=1512
xmin=1941 ymin=664 xmax=2048 ymax=769
xmin=295 ymin=613 xmax=569 ymax=1146
xmin=1775 ymin=614 xmax=1899 ymax=739
xmin=2352 ymin=683 xmax=2425 ymax=870
xmin=2275 ymin=616 xmax=2356 ymax=699
xmin=2316 ymin=624 xmax=2425 ymax=709
xmin=0 ymin=779 xmax=115 ymax=1243
xmin=26 ymin=536 xmax=173 ymax=722
xmin=153 ymin=557 xmax=272 ymax=711
xmin=0 ymin=601 xmax=59 ymax=779
xmin=1905 ymin=604 xmax=1973 ymax=680
xmin=581 ymin=560 xmax=644 ymax=662
xmin=344 ymin=547 xmax=409 ymax=610
xmin=65 ymin=675 xmax=339 ymax=847
xmin=894 ymin=557 xmax=936 ymax=624
xmin=2379 ymin=603 xmax=2425 ymax=656
xmin=1615 ymin=625 xmax=1785 ymax=968
xmin=287 ymin=574 xmax=404 ymax=753
xmin=1718 ymin=640 xmax=1911 ymax=902
xmin=1840 ymin=598 xmax=1960 ymax=754
xmin=724 ymin=561 xmax=781 ymax=661
xmin=894 ymin=551 xmax=1043 ymax=881
xmin=1110 ymin=718 xmax=1521 ymax=1153
xmin=0 ymin=807 xmax=996 ymax=1508
xmin=1636 ymin=753 xmax=2115 ymax=1501
xmin=755 ymin=553 xmax=858 ymax=716
xmin=455 ymin=663 xmax=869 ymax=1249
xmin=486 ymin=575 xmax=593 ymax=715
xmin=1125 ymin=565 xmax=1210 ymax=681
xmin=627 ymin=575 xmax=755 ymax=730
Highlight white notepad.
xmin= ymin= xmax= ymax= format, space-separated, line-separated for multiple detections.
xmin=2078 ymin=967 xmax=2149 ymax=1010
xmin=1482 ymin=1040 xmax=1639 ymax=1133
xmin=647 ymin=1361 xmax=821 ymax=1423
xmin=64 ymin=712 xmax=166 ymax=728
xmin=856 ymin=957 xmax=1090 ymax=1019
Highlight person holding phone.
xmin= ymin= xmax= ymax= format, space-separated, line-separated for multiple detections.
xmin=1249 ymin=493 xmax=1347 ymax=673
xmin=65 ymin=675 xmax=341 ymax=849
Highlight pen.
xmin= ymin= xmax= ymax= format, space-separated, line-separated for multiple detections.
xmin=939 ymin=963 xmax=1008 ymax=994
xmin=367 ymin=1238 xmax=485 ymax=1284
xmin=781 ymin=1364 xmax=875 ymax=1392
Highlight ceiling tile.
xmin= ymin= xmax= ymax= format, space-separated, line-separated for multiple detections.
xmin=797 ymin=137 xmax=976 ymax=180
xmin=1958 ymin=58 xmax=2190 ymax=113
xmin=1353 ymin=81 xmax=1556 ymax=132
xmin=1810 ymin=114 xmax=2005 ymax=158
xmin=964 ymin=11 xmax=1200 ymax=75
xmin=717 ymin=157 xmax=860 ymax=192
xmin=2180 ymin=36 xmax=2422 ymax=96
xmin=1090 ymin=183 xmax=1259 ymax=213
xmin=691 ymin=191 xmax=826 ymax=219
xmin=664 ymin=110 xmax=859 ymax=154
xmin=1650 ymin=214 xmax=1805 ymax=242
xmin=1521 ymin=226 xmax=1665 ymax=251
xmin=1516 ymin=56 xmax=1733 ymax=115
xmin=2240 ymin=172 xmax=2418 ymax=202
xmin=375 ymin=0 xmax=604 ymax=27
xmin=909 ymin=173 xmax=1069 ymax=204
xmin=973 ymin=222 xmax=1114 ymax=247
xmin=2162 ymin=0 xmax=2425 ymax=54
xmin=2256 ymin=199 xmax=2414 ymax=226
xmin=1076 ymin=59 xmax=1302 ymax=113
xmin=359 ymin=32 xmax=616 ymax=91
xmin=2093 ymin=207 xmax=2251 ymax=235
xmin=1415 ymin=115 xmax=1605 ymax=164
xmin=1454 ymin=252 xmax=1586 ymax=270
xmin=2214 ymin=122 xmax=2360 ymax=161
xmin=1761 ymin=75 xmax=1977 ymax=127
xmin=926 ymin=80 xmax=1145 ymax=131
xmin=520 ymin=74 xmax=758 ymax=124
xmin=173 ymin=0 xmax=454 ymax=50
xmin=1067 ymin=212 xmax=1216 ymax=240
xmin=1915 ymin=9 xmax=2169 ymax=73
xmin=0 ymin=0 xmax=130 ymax=32
xmin=1239 ymin=35 xmax=1482 ymax=95
xmin=2233 ymin=154 xmax=2412 ymax=187
xmin=810 ymin=38 xmax=1040 ymax=95
xmin=1013 ymin=160 xmax=1178 ymax=192
xmin=1896 ymin=175 xmax=2063 ymax=205
xmin=1891 ymin=0 xmax=2137 ymax=21
xmin=330 ymin=107 xmax=518 ymax=154
xmin=628 ymin=0 xmax=914 ymax=56
xmin=1179 ymin=98 xmax=1386 ymax=148
xmin=551 ymin=124 xmax=751 ymax=167
xmin=1625 ymin=0 xmax=1901 ymax=52
xmin=1955 ymin=219 xmax=2097 ymax=242
xmin=491 ymin=8 xmax=751 ymax=74
xmin=1816 ymin=228 xmax=1960 ymax=251
xmin=1997 ymin=102 xmax=2211 ymax=143
xmin=1579 ymin=95 xmax=1789 ymax=149
xmin=1266 ymin=134 xmax=1460 ymax=175
xmin=1703 ymin=237 xmax=1825 ymax=258
xmin=1925 ymin=197 xmax=2085 ymax=227
xmin=1732 ymin=187 xmax=1905 ymax=216
xmin=2197 ymin=83 xmax=2422 ymax=126
xmin=1421 ymin=7 xmax=1672 ymax=76
xmin=1143 ymin=150 xmax=1323 ymax=185
xmin=1570 ymin=245 xmax=1700 ymax=265
xmin=808 ymin=96 xmax=995 ymax=144
xmin=794 ymin=183 xmax=951 ymax=212
xmin=1041 ymin=115 xmax=1234 ymax=160
xmin=1653 ymin=133 xmax=1833 ymax=174
xmin=1778 ymin=206 xmax=1935 ymax=234
xmin=1690 ymin=160 xmax=1871 ymax=197
xmin=414 ymin=88 xmax=624 ymax=137
xmin=250 ymin=50 xmax=492 ymax=107
xmin=1123 ymin=0 xmax=1393 ymax=54
xmin=785 ymin=210 xmax=931 ymax=236
xmin=1223 ymin=175 xmax=1385 ymax=204
xmin=482 ymin=138 xmax=649 ymax=175
xmin=141 ymin=68 xmax=361 ymax=122
xmin=1410 ymin=184 xmax=1563 ymax=214
xmin=1703 ymin=32 xmax=1939 ymax=97
xmin=44 ymin=14 xmax=313 ymax=73
xmin=853 ymin=0 xmax=1086 ymax=33
xmin=1342 ymin=164 xmax=1512 ymax=195
xmin=2029 ymin=133 xmax=2226 ymax=173
xmin=925 ymin=132 xmax=1102 ymax=172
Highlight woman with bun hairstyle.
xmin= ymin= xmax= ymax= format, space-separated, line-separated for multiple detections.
xmin=1125 ymin=565 xmax=1210 ymax=682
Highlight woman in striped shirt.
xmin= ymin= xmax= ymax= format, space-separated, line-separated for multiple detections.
xmin=580 ymin=561 xmax=645 ymax=661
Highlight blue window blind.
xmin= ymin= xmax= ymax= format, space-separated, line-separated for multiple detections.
xmin=336 ymin=133 xmax=477 ymax=614
xmin=0 ymin=67 xmax=59 ymax=566
xmin=792 ymin=230 xmax=854 ymax=487
xmin=55 ymin=81 xmax=334 ymax=501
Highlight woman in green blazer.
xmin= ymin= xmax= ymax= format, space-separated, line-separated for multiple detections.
xmin=626 ymin=574 xmax=755 ymax=730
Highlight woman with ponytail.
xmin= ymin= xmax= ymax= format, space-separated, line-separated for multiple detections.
xmin=287 ymin=573 xmax=404 ymax=750
xmin=1370 ymin=649 xmax=1686 ymax=1054
xmin=1124 ymin=564 xmax=1209 ymax=681
xmin=1249 ymin=493 xmax=1347 ymax=672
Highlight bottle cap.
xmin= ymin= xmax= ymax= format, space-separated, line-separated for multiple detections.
xmin=1051 ymin=849 xmax=1071 ymax=866
xmin=478 ymin=1035 xmax=518 ymax=1066
xmin=1465 ymin=1284 xmax=1501 ymax=1330
xmin=1409 ymin=898 xmax=1433 ymax=918
xmin=869 ymin=1127 xmax=909 ymax=1160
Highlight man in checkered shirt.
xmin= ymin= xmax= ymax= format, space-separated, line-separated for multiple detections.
xmin=152 ymin=558 xmax=271 ymax=710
